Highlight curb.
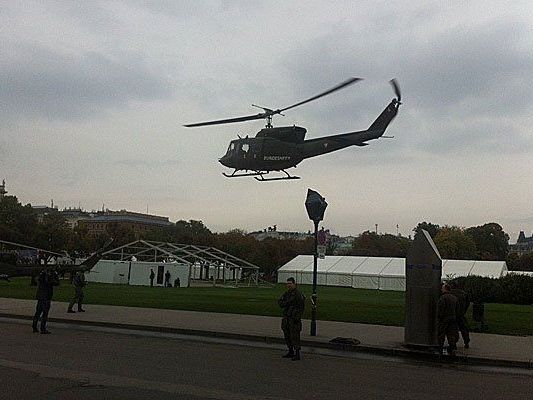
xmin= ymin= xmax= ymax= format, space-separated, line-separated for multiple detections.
xmin=1 ymin=313 xmax=531 ymax=370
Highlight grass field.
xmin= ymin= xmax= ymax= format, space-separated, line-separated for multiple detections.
xmin=1 ymin=278 xmax=531 ymax=336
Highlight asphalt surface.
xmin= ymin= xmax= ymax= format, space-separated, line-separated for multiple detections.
xmin=1 ymin=321 xmax=532 ymax=400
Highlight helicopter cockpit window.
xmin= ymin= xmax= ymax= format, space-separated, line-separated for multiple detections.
xmin=227 ymin=142 xmax=236 ymax=153
xmin=241 ymin=144 xmax=249 ymax=154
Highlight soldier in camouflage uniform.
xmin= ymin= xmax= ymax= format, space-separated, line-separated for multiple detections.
xmin=67 ymin=271 xmax=86 ymax=313
xmin=278 ymin=277 xmax=305 ymax=361
xmin=437 ymin=283 xmax=459 ymax=356
xmin=449 ymin=280 xmax=471 ymax=348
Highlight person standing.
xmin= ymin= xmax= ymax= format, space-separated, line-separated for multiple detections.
xmin=164 ymin=270 xmax=171 ymax=287
xmin=278 ymin=277 xmax=305 ymax=361
xmin=149 ymin=269 xmax=155 ymax=287
xmin=32 ymin=268 xmax=59 ymax=334
xmin=67 ymin=271 xmax=86 ymax=313
xmin=450 ymin=280 xmax=471 ymax=348
xmin=437 ymin=283 xmax=459 ymax=356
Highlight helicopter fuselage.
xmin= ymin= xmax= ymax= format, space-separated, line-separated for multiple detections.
xmin=219 ymin=126 xmax=306 ymax=171
xmin=218 ymin=98 xmax=400 ymax=175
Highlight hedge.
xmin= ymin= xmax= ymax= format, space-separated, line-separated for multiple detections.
xmin=452 ymin=274 xmax=533 ymax=305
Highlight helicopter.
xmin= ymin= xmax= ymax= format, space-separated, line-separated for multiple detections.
xmin=184 ymin=78 xmax=401 ymax=181
xmin=0 ymin=239 xmax=114 ymax=282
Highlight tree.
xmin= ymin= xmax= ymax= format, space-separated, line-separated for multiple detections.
xmin=351 ymin=231 xmax=412 ymax=257
xmin=506 ymin=252 xmax=520 ymax=270
xmin=0 ymin=195 xmax=38 ymax=244
xmin=413 ymin=221 xmax=440 ymax=239
xmin=465 ymin=223 xmax=509 ymax=260
xmin=433 ymin=226 xmax=477 ymax=259
xmin=515 ymin=252 xmax=533 ymax=272
xmin=34 ymin=212 xmax=71 ymax=252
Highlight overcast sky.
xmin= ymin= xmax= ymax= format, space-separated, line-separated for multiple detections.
xmin=2 ymin=1 xmax=533 ymax=241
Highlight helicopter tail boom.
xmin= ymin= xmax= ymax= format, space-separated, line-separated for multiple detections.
xmin=300 ymin=98 xmax=400 ymax=159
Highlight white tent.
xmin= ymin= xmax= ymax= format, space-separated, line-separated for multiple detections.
xmin=277 ymin=255 xmax=507 ymax=291
xmin=299 ymin=256 xmax=343 ymax=285
xmin=505 ymin=270 xmax=533 ymax=277
xmin=87 ymin=260 xmax=129 ymax=284
xmin=326 ymin=257 xmax=367 ymax=287
xmin=277 ymin=256 xmax=313 ymax=284
xmin=352 ymin=257 xmax=391 ymax=290
xmin=470 ymin=260 xmax=507 ymax=278
xmin=87 ymin=260 xmax=190 ymax=287
xmin=379 ymin=258 xmax=406 ymax=291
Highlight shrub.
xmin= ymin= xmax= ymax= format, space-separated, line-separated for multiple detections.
xmin=452 ymin=274 xmax=533 ymax=305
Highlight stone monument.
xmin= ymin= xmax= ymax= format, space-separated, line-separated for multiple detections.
xmin=404 ymin=229 xmax=442 ymax=348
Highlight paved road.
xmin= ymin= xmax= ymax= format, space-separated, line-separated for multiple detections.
xmin=0 ymin=321 xmax=531 ymax=400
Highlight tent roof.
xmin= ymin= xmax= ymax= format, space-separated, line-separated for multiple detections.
xmin=279 ymin=255 xmax=313 ymax=271
xmin=278 ymin=255 xmax=506 ymax=278
xmin=301 ymin=256 xmax=343 ymax=272
xmin=470 ymin=260 xmax=507 ymax=278
xmin=442 ymin=260 xmax=476 ymax=278
xmin=380 ymin=258 xmax=405 ymax=277
xmin=353 ymin=257 xmax=392 ymax=275
xmin=329 ymin=256 xmax=368 ymax=274
xmin=102 ymin=240 xmax=260 ymax=270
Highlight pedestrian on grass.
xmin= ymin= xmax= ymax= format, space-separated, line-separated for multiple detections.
xmin=278 ymin=277 xmax=305 ymax=361
xmin=449 ymin=280 xmax=471 ymax=348
xmin=149 ymin=269 xmax=155 ymax=287
xmin=164 ymin=270 xmax=171 ymax=287
xmin=32 ymin=268 xmax=59 ymax=334
xmin=67 ymin=271 xmax=86 ymax=313
xmin=174 ymin=277 xmax=181 ymax=287
xmin=437 ymin=283 xmax=459 ymax=356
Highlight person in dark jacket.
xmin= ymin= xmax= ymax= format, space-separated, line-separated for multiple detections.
xmin=149 ymin=269 xmax=155 ymax=287
xmin=437 ymin=283 xmax=459 ymax=356
xmin=164 ymin=270 xmax=171 ymax=287
xmin=278 ymin=277 xmax=305 ymax=361
xmin=68 ymin=271 xmax=86 ymax=313
xmin=32 ymin=269 xmax=59 ymax=334
xmin=449 ymin=280 xmax=471 ymax=348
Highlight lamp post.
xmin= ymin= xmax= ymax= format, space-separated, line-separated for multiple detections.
xmin=305 ymin=189 xmax=328 ymax=336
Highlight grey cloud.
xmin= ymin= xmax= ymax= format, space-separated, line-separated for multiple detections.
xmin=0 ymin=44 xmax=173 ymax=121
xmin=399 ymin=23 xmax=533 ymax=115
xmin=116 ymin=158 xmax=180 ymax=168
xmin=282 ymin=16 xmax=533 ymax=158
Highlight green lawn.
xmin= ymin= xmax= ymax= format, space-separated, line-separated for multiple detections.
xmin=1 ymin=278 xmax=531 ymax=336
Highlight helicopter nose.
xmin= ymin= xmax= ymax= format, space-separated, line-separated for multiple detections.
xmin=219 ymin=154 xmax=232 ymax=168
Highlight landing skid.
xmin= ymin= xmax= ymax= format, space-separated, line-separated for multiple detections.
xmin=222 ymin=170 xmax=264 ymax=178
xmin=222 ymin=169 xmax=300 ymax=181
xmin=254 ymin=170 xmax=300 ymax=181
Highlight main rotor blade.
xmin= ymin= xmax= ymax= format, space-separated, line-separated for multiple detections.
xmin=278 ymin=77 xmax=362 ymax=113
xmin=184 ymin=113 xmax=266 ymax=127
xmin=390 ymin=79 xmax=401 ymax=102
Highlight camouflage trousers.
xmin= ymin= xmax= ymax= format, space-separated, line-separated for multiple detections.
xmin=281 ymin=317 xmax=302 ymax=350
xmin=437 ymin=320 xmax=459 ymax=351
xmin=68 ymin=287 xmax=84 ymax=311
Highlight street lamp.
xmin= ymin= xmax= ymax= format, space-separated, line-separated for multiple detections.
xmin=305 ymin=188 xmax=328 ymax=336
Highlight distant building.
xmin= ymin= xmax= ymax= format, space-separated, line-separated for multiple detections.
xmin=79 ymin=209 xmax=173 ymax=239
xmin=509 ymin=231 xmax=533 ymax=255
xmin=32 ymin=202 xmax=59 ymax=223
xmin=331 ymin=235 xmax=356 ymax=255
xmin=249 ymin=225 xmax=312 ymax=241
xmin=60 ymin=207 xmax=91 ymax=229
